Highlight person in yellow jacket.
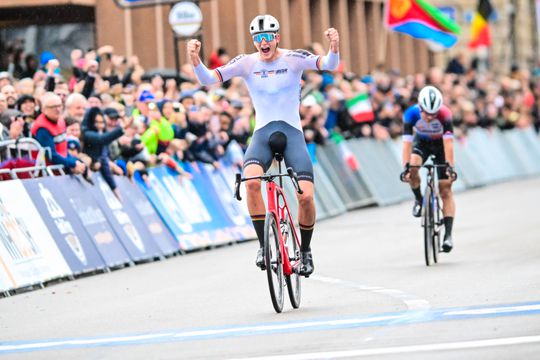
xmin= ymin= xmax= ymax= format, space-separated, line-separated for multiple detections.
xmin=141 ymin=100 xmax=175 ymax=155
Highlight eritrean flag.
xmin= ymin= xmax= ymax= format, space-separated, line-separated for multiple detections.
xmin=468 ymin=0 xmax=494 ymax=48
xmin=346 ymin=92 xmax=374 ymax=123
xmin=385 ymin=0 xmax=461 ymax=48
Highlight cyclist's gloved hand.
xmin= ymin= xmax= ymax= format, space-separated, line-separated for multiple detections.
xmin=400 ymin=163 xmax=410 ymax=182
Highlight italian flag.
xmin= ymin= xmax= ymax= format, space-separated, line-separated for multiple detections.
xmin=346 ymin=92 xmax=374 ymax=123
xmin=331 ymin=133 xmax=360 ymax=172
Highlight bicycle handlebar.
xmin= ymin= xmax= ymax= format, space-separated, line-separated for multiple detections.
xmin=399 ymin=162 xmax=458 ymax=182
xmin=234 ymin=167 xmax=304 ymax=201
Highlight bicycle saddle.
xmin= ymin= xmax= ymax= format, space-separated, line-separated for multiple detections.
xmin=269 ymin=131 xmax=287 ymax=162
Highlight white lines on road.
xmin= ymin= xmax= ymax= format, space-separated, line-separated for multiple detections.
xmin=445 ymin=303 xmax=540 ymax=316
xmin=310 ymin=275 xmax=431 ymax=311
xmin=1 ymin=301 xmax=540 ymax=355
xmin=229 ymin=335 xmax=540 ymax=360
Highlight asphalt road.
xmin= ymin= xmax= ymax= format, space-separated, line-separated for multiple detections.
xmin=1 ymin=178 xmax=539 ymax=359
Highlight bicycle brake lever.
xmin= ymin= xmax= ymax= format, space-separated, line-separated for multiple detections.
xmin=287 ymin=167 xmax=304 ymax=194
xmin=234 ymin=173 xmax=242 ymax=201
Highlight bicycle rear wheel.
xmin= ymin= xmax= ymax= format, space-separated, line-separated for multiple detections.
xmin=264 ymin=212 xmax=284 ymax=313
xmin=423 ymin=187 xmax=435 ymax=266
xmin=284 ymin=217 xmax=301 ymax=309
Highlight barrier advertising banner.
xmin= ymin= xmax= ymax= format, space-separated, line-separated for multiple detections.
xmin=23 ymin=177 xmax=107 ymax=275
xmin=89 ymin=174 xmax=162 ymax=261
xmin=152 ymin=165 xmax=235 ymax=248
xmin=199 ymin=162 xmax=256 ymax=241
xmin=59 ymin=176 xmax=132 ymax=267
xmin=135 ymin=170 xmax=194 ymax=250
xmin=0 ymin=180 xmax=71 ymax=292
xmin=115 ymin=176 xmax=178 ymax=255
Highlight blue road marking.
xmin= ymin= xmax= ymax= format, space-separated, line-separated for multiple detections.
xmin=1 ymin=301 xmax=540 ymax=355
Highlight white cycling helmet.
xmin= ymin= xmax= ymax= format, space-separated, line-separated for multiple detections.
xmin=249 ymin=14 xmax=280 ymax=35
xmin=418 ymin=85 xmax=443 ymax=114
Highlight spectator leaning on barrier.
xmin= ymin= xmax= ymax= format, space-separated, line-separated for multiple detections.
xmin=16 ymin=94 xmax=37 ymax=137
xmin=82 ymin=107 xmax=131 ymax=197
xmin=31 ymin=92 xmax=87 ymax=175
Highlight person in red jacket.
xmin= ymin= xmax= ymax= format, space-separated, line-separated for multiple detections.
xmin=31 ymin=92 xmax=86 ymax=174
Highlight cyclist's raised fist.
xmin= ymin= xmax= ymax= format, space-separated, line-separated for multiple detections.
xmin=187 ymin=39 xmax=202 ymax=65
xmin=187 ymin=39 xmax=201 ymax=55
xmin=324 ymin=28 xmax=339 ymax=53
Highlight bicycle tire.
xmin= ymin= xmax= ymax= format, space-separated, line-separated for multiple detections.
xmin=433 ymin=196 xmax=441 ymax=263
xmin=284 ymin=217 xmax=301 ymax=309
xmin=423 ymin=187 xmax=435 ymax=266
xmin=264 ymin=212 xmax=284 ymax=313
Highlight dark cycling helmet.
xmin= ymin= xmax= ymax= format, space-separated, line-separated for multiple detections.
xmin=418 ymin=85 xmax=443 ymax=114
xmin=249 ymin=15 xmax=280 ymax=35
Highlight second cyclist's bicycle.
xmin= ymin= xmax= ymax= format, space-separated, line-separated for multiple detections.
xmin=234 ymin=132 xmax=304 ymax=313
xmin=401 ymin=155 xmax=457 ymax=266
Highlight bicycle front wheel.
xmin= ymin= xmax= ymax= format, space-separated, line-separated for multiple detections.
xmin=284 ymin=217 xmax=301 ymax=309
xmin=423 ymin=187 xmax=435 ymax=266
xmin=264 ymin=212 xmax=284 ymax=313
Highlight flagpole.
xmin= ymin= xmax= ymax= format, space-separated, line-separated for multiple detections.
xmin=378 ymin=1 xmax=389 ymax=66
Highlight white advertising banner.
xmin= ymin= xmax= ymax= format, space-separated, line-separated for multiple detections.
xmin=0 ymin=180 xmax=71 ymax=292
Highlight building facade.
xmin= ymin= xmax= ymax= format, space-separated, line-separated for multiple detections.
xmin=0 ymin=0 xmax=537 ymax=77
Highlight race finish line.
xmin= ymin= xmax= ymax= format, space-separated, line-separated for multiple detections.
xmin=1 ymin=301 xmax=540 ymax=355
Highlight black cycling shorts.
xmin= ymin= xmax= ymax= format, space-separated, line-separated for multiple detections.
xmin=412 ymin=137 xmax=448 ymax=180
xmin=243 ymin=121 xmax=314 ymax=182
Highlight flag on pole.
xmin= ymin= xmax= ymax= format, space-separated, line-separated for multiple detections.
xmin=468 ymin=0 xmax=494 ymax=48
xmin=385 ymin=0 xmax=461 ymax=48
xmin=346 ymin=92 xmax=374 ymax=123
xmin=331 ymin=133 xmax=360 ymax=172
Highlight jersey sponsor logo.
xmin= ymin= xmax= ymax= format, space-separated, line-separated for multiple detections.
xmin=288 ymin=49 xmax=314 ymax=58
xmin=415 ymin=120 xmax=444 ymax=139
xmin=253 ymin=68 xmax=287 ymax=78
xmin=223 ymin=54 xmax=244 ymax=67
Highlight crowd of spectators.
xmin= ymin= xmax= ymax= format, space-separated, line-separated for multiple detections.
xmin=1 ymin=41 xmax=539 ymax=194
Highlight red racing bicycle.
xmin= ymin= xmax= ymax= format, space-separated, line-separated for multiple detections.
xmin=234 ymin=134 xmax=304 ymax=313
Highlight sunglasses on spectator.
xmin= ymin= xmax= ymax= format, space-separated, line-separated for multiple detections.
xmin=45 ymin=104 xmax=63 ymax=109
xmin=253 ymin=32 xmax=276 ymax=43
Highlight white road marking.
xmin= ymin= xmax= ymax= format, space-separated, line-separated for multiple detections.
xmin=1 ymin=302 xmax=539 ymax=354
xmin=229 ymin=335 xmax=540 ymax=360
xmin=444 ymin=304 xmax=540 ymax=316
xmin=310 ymin=275 xmax=431 ymax=311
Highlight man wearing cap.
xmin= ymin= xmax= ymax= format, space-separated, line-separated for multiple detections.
xmin=103 ymin=107 xmax=123 ymax=161
xmin=132 ymin=89 xmax=155 ymax=126
xmin=31 ymin=92 xmax=86 ymax=175
xmin=188 ymin=14 xmax=340 ymax=277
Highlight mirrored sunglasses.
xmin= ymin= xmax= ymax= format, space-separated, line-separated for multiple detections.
xmin=253 ymin=32 xmax=275 ymax=43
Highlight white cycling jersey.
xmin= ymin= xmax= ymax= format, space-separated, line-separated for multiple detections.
xmin=215 ymin=49 xmax=335 ymax=132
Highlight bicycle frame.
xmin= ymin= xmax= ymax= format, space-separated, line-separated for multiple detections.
xmin=423 ymin=163 xmax=444 ymax=235
xmin=265 ymin=164 xmax=301 ymax=276
xmin=235 ymin=161 xmax=303 ymax=276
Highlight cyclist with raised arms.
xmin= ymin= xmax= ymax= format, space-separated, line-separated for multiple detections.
xmin=187 ymin=15 xmax=340 ymax=276
xmin=402 ymin=86 xmax=456 ymax=252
